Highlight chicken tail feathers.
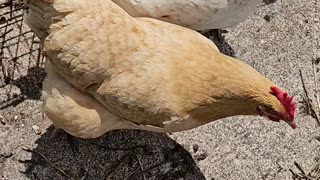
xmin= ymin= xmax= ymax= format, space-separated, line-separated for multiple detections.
xmin=24 ymin=0 xmax=133 ymax=44
xmin=24 ymin=0 xmax=54 ymax=41
xmin=23 ymin=0 xmax=89 ymax=42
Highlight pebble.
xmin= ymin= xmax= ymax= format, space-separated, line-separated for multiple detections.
xmin=32 ymin=125 xmax=41 ymax=135
xmin=263 ymin=15 xmax=271 ymax=22
xmin=192 ymin=144 xmax=199 ymax=153
xmin=0 ymin=114 xmax=5 ymax=125
xmin=195 ymin=152 xmax=207 ymax=161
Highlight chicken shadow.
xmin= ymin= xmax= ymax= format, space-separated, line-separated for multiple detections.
xmin=201 ymin=29 xmax=235 ymax=57
xmin=0 ymin=66 xmax=46 ymax=110
xmin=0 ymin=3 xmax=46 ymax=110
xmin=21 ymin=127 xmax=206 ymax=180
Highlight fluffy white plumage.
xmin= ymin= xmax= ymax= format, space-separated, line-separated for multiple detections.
xmin=112 ymin=0 xmax=264 ymax=30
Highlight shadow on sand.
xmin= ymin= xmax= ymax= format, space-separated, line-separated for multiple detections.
xmin=21 ymin=127 xmax=206 ymax=179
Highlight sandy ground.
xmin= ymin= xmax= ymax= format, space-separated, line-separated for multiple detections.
xmin=0 ymin=0 xmax=319 ymax=179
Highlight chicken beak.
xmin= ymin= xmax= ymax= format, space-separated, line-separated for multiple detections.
xmin=284 ymin=120 xmax=296 ymax=129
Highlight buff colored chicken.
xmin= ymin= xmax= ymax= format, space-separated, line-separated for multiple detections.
xmin=24 ymin=0 xmax=295 ymax=138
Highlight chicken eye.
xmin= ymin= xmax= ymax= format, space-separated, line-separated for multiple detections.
xmin=269 ymin=109 xmax=278 ymax=115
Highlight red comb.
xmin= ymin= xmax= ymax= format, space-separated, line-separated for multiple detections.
xmin=270 ymin=86 xmax=295 ymax=121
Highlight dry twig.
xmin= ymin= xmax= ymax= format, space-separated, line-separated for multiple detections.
xmin=294 ymin=161 xmax=307 ymax=176
xmin=125 ymin=158 xmax=184 ymax=180
xmin=289 ymin=161 xmax=320 ymax=180
xmin=294 ymin=161 xmax=316 ymax=180
xmin=312 ymin=60 xmax=320 ymax=123
xmin=0 ymin=113 xmax=5 ymax=125
xmin=136 ymin=155 xmax=147 ymax=180
xmin=299 ymin=69 xmax=320 ymax=126
xmin=105 ymin=152 xmax=130 ymax=180
xmin=22 ymin=148 xmax=76 ymax=180
xmin=105 ymin=161 xmax=125 ymax=180
xmin=310 ymin=163 xmax=320 ymax=179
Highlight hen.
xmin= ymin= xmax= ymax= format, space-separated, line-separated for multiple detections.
xmin=111 ymin=0 xmax=266 ymax=30
xmin=24 ymin=0 xmax=295 ymax=138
